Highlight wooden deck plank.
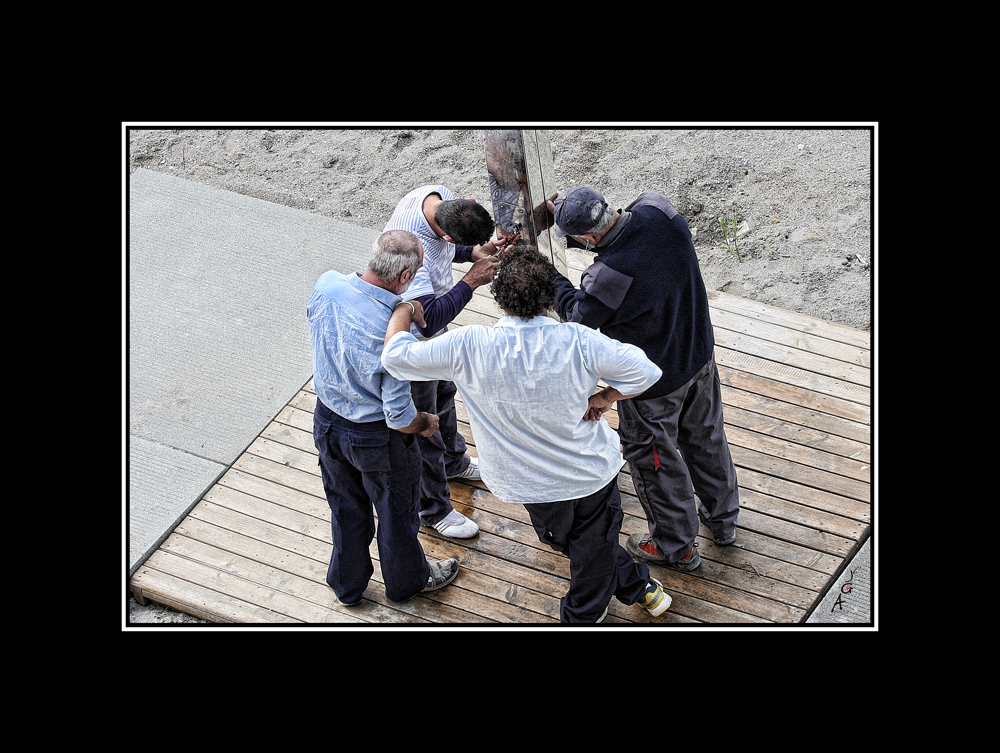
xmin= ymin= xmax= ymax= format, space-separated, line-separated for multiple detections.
xmin=171 ymin=517 xmax=431 ymax=624
xmin=706 ymin=288 xmax=870 ymax=351
xmin=130 ymin=255 xmax=872 ymax=626
xmin=131 ymin=565 xmax=289 ymax=624
xmin=193 ymin=487 xmax=508 ymax=623
xmin=721 ymin=368 xmax=870 ymax=435
xmin=712 ymin=312 xmax=870 ymax=385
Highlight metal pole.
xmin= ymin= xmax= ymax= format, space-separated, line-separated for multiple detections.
xmin=482 ymin=129 xmax=568 ymax=278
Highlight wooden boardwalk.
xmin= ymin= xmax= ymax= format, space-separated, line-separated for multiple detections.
xmin=130 ymin=251 xmax=871 ymax=626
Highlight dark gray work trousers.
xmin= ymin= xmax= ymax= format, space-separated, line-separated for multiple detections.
xmin=617 ymin=356 xmax=740 ymax=563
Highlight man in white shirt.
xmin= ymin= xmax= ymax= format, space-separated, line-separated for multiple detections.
xmin=382 ymin=246 xmax=673 ymax=623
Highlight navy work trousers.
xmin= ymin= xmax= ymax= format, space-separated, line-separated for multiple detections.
xmin=313 ymin=399 xmax=430 ymax=605
xmin=525 ymin=479 xmax=650 ymax=623
xmin=408 ymin=378 xmax=470 ymax=526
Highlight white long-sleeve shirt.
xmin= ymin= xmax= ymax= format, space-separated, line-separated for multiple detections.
xmin=382 ymin=315 xmax=662 ymax=504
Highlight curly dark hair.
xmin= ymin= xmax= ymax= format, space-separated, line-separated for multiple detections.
xmin=434 ymin=199 xmax=495 ymax=246
xmin=490 ymin=244 xmax=557 ymax=321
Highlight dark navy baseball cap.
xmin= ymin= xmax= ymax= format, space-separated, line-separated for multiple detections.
xmin=552 ymin=186 xmax=608 ymax=238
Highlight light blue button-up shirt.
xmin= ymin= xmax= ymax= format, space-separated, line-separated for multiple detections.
xmin=382 ymin=315 xmax=662 ymax=504
xmin=308 ymin=270 xmax=417 ymax=430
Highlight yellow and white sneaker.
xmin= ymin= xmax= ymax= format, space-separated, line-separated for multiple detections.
xmin=640 ymin=578 xmax=672 ymax=617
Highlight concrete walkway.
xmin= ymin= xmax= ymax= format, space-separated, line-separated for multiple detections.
xmin=128 ymin=168 xmax=378 ymax=574
xmin=805 ymin=536 xmax=873 ymax=624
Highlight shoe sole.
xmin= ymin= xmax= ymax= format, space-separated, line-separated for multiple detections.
xmin=448 ymin=473 xmax=481 ymax=481
xmin=422 ymin=516 xmax=480 ymax=539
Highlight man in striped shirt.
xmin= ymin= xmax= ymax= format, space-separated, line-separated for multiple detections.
xmin=383 ymin=184 xmax=505 ymax=539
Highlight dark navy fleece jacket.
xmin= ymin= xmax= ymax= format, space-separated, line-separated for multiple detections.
xmin=554 ymin=192 xmax=715 ymax=399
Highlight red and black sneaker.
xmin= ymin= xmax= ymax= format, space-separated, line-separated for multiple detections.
xmin=627 ymin=533 xmax=701 ymax=571
xmin=671 ymin=544 xmax=701 ymax=572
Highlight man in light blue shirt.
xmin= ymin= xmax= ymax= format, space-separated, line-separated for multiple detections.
xmin=382 ymin=246 xmax=674 ymax=623
xmin=308 ymin=230 xmax=460 ymax=606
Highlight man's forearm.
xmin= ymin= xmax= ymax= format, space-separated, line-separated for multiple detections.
xmin=386 ymin=301 xmax=418 ymax=346
xmin=599 ymin=385 xmax=645 ymax=402
xmin=584 ymin=385 xmax=647 ymax=421
xmin=384 ymin=303 xmax=439 ymax=437
xmin=553 ymin=272 xmax=583 ymax=323
xmin=407 ymin=283 xmax=473 ymax=338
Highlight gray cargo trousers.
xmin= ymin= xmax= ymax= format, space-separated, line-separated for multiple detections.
xmin=616 ymin=356 xmax=740 ymax=563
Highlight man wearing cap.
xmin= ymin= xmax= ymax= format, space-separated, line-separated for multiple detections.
xmin=548 ymin=187 xmax=740 ymax=572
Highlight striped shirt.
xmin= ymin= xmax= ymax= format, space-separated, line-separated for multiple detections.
xmin=383 ymin=184 xmax=458 ymax=302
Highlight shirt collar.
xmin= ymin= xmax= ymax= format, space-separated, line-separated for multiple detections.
xmin=595 ymin=209 xmax=630 ymax=249
xmin=495 ymin=314 xmax=560 ymax=328
xmin=347 ymin=271 xmax=401 ymax=310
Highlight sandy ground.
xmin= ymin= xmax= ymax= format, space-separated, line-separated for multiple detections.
xmin=125 ymin=126 xmax=874 ymax=625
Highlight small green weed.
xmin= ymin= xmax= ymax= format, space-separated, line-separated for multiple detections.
xmin=717 ymin=210 xmax=742 ymax=262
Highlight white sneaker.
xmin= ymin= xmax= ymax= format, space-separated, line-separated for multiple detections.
xmin=430 ymin=509 xmax=479 ymax=539
xmin=640 ymin=578 xmax=672 ymax=617
xmin=448 ymin=456 xmax=481 ymax=481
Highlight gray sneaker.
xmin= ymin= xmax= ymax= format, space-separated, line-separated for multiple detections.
xmin=713 ymin=530 xmax=736 ymax=546
xmin=423 ymin=558 xmax=459 ymax=592
xmin=627 ymin=533 xmax=701 ymax=571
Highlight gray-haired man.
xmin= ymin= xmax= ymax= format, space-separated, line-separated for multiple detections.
xmin=308 ymin=229 xmax=459 ymax=605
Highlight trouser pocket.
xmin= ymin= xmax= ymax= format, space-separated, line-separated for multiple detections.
xmin=618 ymin=423 xmax=660 ymax=471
